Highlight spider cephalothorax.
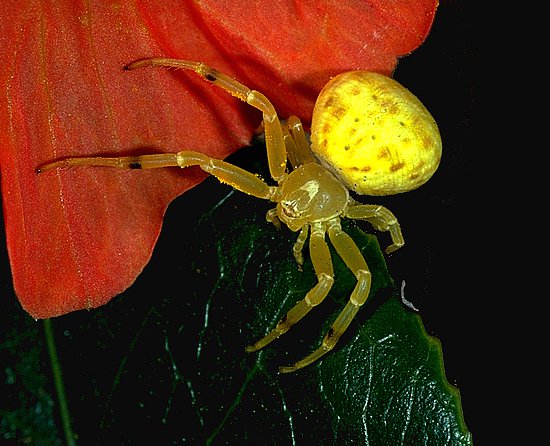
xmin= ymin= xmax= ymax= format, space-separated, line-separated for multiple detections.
xmin=38 ymin=58 xmax=441 ymax=373
xmin=276 ymin=163 xmax=349 ymax=230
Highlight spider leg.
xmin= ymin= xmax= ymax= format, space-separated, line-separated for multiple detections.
xmin=345 ymin=204 xmax=404 ymax=253
xmin=292 ymin=225 xmax=309 ymax=267
xmin=279 ymin=220 xmax=371 ymax=374
xmin=125 ymin=58 xmax=287 ymax=183
xmin=38 ymin=150 xmax=277 ymax=201
xmin=286 ymin=116 xmax=315 ymax=166
xmin=246 ymin=222 xmax=334 ymax=353
xmin=282 ymin=126 xmax=300 ymax=171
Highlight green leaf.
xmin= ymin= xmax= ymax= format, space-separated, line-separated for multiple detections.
xmin=180 ymin=188 xmax=472 ymax=445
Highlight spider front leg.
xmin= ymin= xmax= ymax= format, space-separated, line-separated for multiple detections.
xmin=279 ymin=220 xmax=372 ymax=373
xmin=246 ymin=222 xmax=334 ymax=356
xmin=37 ymin=150 xmax=277 ymax=201
xmin=283 ymin=116 xmax=315 ymax=169
xmin=345 ymin=203 xmax=404 ymax=253
xmin=126 ymin=58 xmax=288 ymax=183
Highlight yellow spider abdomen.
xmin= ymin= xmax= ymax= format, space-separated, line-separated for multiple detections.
xmin=310 ymin=71 xmax=442 ymax=196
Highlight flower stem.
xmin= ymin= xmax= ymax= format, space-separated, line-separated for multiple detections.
xmin=43 ymin=318 xmax=76 ymax=446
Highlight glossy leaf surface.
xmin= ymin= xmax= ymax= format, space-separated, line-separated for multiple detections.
xmin=0 ymin=0 xmax=438 ymax=317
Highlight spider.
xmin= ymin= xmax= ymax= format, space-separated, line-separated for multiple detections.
xmin=38 ymin=58 xmax=442 ymax=373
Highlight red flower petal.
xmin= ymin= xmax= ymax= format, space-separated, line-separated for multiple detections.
xmin=0 ymin=0 xmax=437 ymax=318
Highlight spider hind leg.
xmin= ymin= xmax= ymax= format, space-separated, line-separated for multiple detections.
xmin=345 ymin=204 xmax=404 ymax=254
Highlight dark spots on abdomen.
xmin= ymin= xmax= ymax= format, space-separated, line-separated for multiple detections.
xmin=390 ymin=162 xmax=405 ymax=171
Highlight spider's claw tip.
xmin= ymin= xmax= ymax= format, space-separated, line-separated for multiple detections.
xmin=35 ymin=162 xmax=57 ymax=174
